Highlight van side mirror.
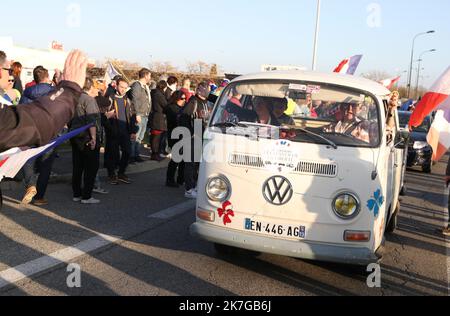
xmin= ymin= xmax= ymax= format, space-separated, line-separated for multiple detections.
xmin=395 ymin=130 xmax=410 ymax=149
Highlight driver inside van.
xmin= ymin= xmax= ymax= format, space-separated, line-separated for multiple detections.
xmin=324 ymin=103 xmax=370 ymax=143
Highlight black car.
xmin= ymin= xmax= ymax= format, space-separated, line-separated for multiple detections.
xmin=398 ymin=111 xmax=433 ymax=173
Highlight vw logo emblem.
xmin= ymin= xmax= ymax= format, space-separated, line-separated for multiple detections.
xmin=263 ymin=176 xmax=293 ymax=206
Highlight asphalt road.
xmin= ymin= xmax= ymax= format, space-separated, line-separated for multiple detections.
xmin=0 ymin=156 xmax=448 ymax=296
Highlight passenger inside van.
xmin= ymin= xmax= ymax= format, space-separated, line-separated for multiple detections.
xmin=272 ymin=98 xmax=295 ymax=125
xmin=253 ymin=97 xmax=281 ymax=126
xmin=224 ymin=96 xmax=283 ymax=126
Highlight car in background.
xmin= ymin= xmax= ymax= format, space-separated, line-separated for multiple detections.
xmin=398 ymin=111 xmax=433 ymax=173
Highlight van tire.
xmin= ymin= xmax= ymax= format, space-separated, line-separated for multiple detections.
xmin=386 ymin=202 xmax=400 ymax=234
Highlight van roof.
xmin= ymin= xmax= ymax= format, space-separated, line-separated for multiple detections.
xmin=232 ymin=71 xmax=392 ymax=96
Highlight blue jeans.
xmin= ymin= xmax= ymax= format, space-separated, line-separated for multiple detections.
xmin=131 ymin=116 xmax=148 ymax=159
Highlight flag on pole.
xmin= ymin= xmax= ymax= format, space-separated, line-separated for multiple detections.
xmin=333 ymin=55 xmax=363 ymax=75
xmin=0 ymin=125 xmax=91 ymax=182
xmin=426 ymin=97 xmax=450 ymax=161
xmin=379 ymin=76 xmax=401 ymax=90
xmin=104 ymin=62 xmax=120 ymax=86
xmin=409 ymin=66 xmax=450 ymax=128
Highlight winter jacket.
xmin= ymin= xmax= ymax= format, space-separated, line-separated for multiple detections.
xmin=129 ymin=81 xmax=151 ymax=117
xmin=166 ymin=102 xmax=184 ymax=148
xmin=103 ymin=94 xmax=137 ymax=137
xmin=179 ymin=95 xmax=210 ymax=136
xmin=166 ymin=103 xmax=184 ymax=133
xmin=165 ymin=86 xmax=175 ymax=101
xmin=150 ymin=88 xmax=168 ymax=131
xmin=69 ymin=93 xmax=101 ymax=140
xmin=20 ymin=83 xmax=55 ymax=104
xmin=13 ymin=76 xmax=23 ymax=94
xmin=0 ymin=81 xmax=82 ymax=152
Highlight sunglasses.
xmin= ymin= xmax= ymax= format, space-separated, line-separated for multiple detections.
xmin=8 ymin=79 xmax=14 ymax=83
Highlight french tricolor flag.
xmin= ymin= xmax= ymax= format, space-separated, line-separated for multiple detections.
xmin=409 ymin=66 xmax=450 ymax=161
xmin=333 ymin=55 xmax=363 ymax=75
xmin=0 ymin=125 xmax=91 ymax=182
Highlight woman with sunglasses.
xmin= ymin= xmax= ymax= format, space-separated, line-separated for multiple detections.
xmin=165 ymin=90 xmax=187 ymax=188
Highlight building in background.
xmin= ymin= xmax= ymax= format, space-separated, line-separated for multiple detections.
xmin=0 ymin=37 xmax=95 ymax=85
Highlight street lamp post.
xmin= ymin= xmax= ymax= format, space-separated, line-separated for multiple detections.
xmin=407 ymin=30 xmax=435 ymax=98
xmin=415 ymin=49 xmax=436 ymax=99
xmin=312 ymin=0 xmax=321 ymax=71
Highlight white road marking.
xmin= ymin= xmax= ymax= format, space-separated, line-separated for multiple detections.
xmin=0 ymin=234 xmax=118 ymax=289
xmin=148 ymin=200 xmax=196 ymax=220
xmin=0 ymin=201 xmax=195 ymax=289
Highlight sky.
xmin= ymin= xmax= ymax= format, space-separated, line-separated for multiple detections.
xmin=2 ymin=0 xmax=449 ymax=88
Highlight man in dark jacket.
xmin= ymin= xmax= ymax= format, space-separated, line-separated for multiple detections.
xmin=104 ymin=78 xmax=137 ymax=185
xmin=165 ymin=90 xmax=187 ymax=188
xmin=20 ymin=66 xmax=55 ymax=104
xmin=149 ymin=80 xmax=168 ymax=161
xmin=179 ymin=81 xmax=211 ymax=199
xmin=0 ymin=50 xmax=88 ymax=210
xmin=129 ymin=68 xmax=152 ymax=163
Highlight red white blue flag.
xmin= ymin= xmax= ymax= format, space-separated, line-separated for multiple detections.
xmin=409 ymin=66 xmax=450 ymax=161
xmin=0 ymin=125 xmax=91 ymax=181
xmin=333 ymin=55 xmax=363 ymax=75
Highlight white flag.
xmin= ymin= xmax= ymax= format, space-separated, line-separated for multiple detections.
xmin=104 ymin=62 xmax=120 ymax=86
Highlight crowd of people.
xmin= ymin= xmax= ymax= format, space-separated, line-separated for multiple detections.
xmin=0 ymin=49 xmax=229 ymax=205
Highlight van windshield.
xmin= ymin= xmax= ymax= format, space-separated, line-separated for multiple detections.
xmin=210 ymin=81 xmax=381 ymax=148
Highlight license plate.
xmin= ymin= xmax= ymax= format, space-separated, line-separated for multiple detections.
xmin=244 ymin=218 xmax=306 ymax=239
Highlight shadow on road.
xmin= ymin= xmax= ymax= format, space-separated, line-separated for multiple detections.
xmin=0 ymin=196 xmax=234 ymax=296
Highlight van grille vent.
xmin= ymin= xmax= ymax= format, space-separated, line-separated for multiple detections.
xmin=229 ymin=153 xmax=337 ymax=177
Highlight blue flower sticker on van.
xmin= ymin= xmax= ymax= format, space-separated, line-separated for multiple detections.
xmin=367 ymin=190 xmax=384 ymax=218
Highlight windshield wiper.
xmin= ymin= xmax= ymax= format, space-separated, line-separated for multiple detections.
xmin=210 ymin=122 xmax=249 ymax=129
xmin=282 ymin=126 xmax=338 ymax=149
xmin=320 ymin=132 xmax=369 ymax=145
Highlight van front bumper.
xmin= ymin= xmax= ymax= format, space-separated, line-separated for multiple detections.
xmin=190 ymin=222 xmax=380 ymax=266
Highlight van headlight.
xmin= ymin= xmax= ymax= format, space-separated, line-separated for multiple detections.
xmin=332 ymin=193 xmax=360 ymax=219
xmin=206 ymin=176 xmax=231 ymax=202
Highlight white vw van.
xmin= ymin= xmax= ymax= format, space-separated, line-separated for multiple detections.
xmin=190 ymin=71 xmax=408 ymax=265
